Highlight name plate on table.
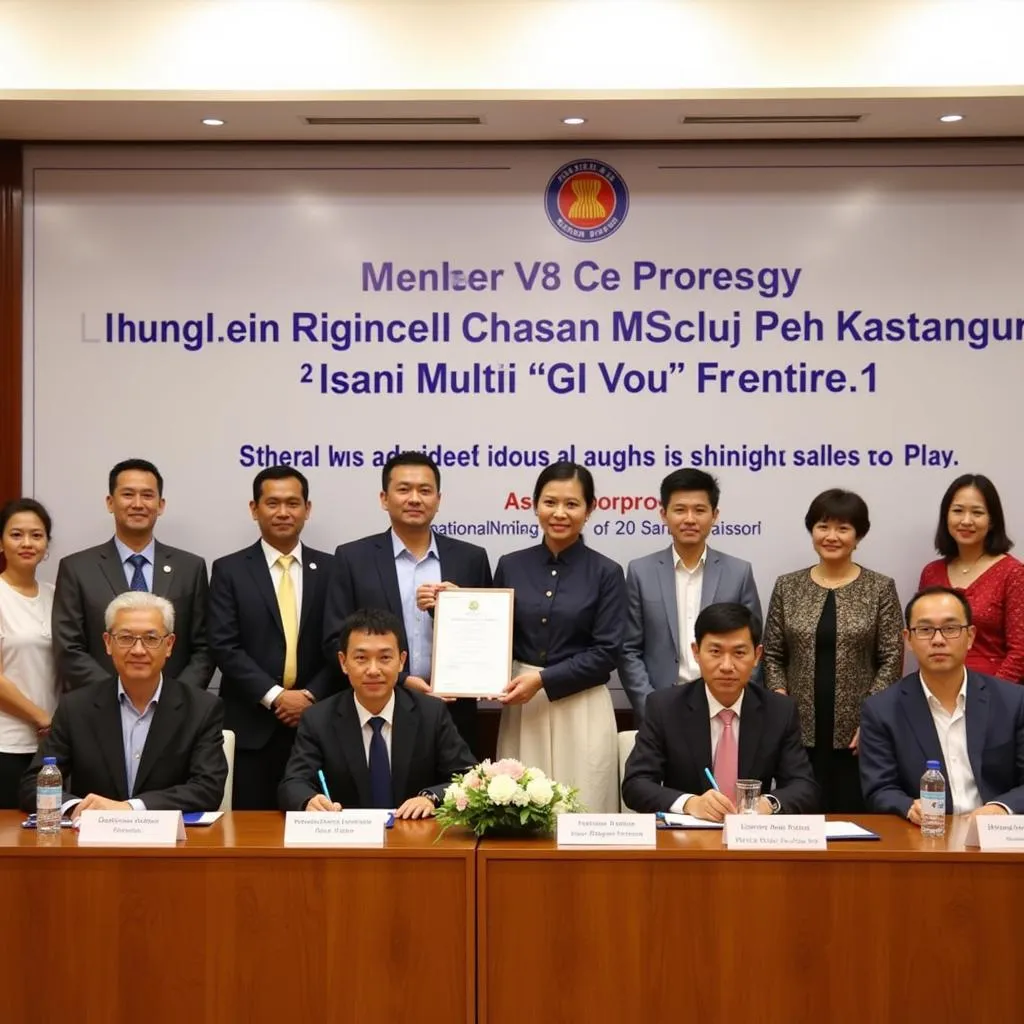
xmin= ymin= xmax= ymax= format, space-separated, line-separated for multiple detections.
xmin=284 ymin=811 xmax=388 ymax=846
xmin=78 ymin=810 xmax=185 ymax=845
xmin=723 ymin=814 xmax=827 ymax=850
xmin=556 ymin=814 xmax=656 ymax=847
xmin=964 ymin=816 xmax=1024 ymax=850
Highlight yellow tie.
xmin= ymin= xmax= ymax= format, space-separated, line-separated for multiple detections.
xmin=276 ymin=555 xmax=298 ymax=688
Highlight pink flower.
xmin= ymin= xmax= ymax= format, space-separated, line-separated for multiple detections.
xmin=464 ymin=771 xmax=482 ymax=790
xmin=455 ymin=795 xmax=469 ymax=811
xmin=491 ymin=758 xmax=526 ymax=780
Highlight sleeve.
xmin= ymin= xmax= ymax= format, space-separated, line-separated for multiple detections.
xmin=52 ymin=558 xmax=112 ymax=691
xmin=991 ymin=693 xmax=1024 ymax=813
xmin=473 ymin=547 xmax=493 ymax=588
xmin=176 ymin=559 xmax=215 ymax=690
xmin=761 ymin=580 xmax=789 ymax=692
xmin=19 ymin=701 xmax=80 ymax=811
xmin=428 ymin=706 xmax=477 ymax=800
xmin=740 ymin=563 xmax=766 ymax=686
xmin=322 ymin=548 xmax=355 ymax=666
xmin=620 ymin=699 xmax=683 ymax=813
xmin=768 ymin=700 xmax=820 ymax=813
xmin=871 ymin=576 xmax=905 ymax=696
xmin=277 ymin=712 xmax=326 ymax=811
xmin=857 ymin=695 xmax=913 ymax=818
xmin=540 ymin=560 xmax=626 ymax=702
xmin=618 ymin=563 xmax=654 ymax=718
xmin=134 ymin=698 xmax=227 ymax=812
xmin=994 ymin=562 xmax=1024 ymax=683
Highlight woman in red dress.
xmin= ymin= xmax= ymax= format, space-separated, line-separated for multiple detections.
xmin=919 ymin=474 xmax=1024 ymax=682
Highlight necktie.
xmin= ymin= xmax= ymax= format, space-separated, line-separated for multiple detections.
xmin=127 ymin=553 xmax=148 ymax=592
xmin=368 ymin=717 xmax=393 ymax=808
xmin=275 ymin=555 xmax=298 ymax=688
xmin=713 ymin=708 xmax=739 ymax=802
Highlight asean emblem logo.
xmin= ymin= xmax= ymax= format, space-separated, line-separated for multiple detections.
xmin=544 ymin=159 xmax=629 ymax=242
xmin=468 ymin=600 xmax=480 ymax=611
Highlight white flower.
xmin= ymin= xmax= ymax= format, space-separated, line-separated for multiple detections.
xmin=444 ymin=783 xmax=467 ymax=805
xmin=552 ymin=801 xmax=568 ymax=815
xmin=510 ymin=787 xmax=530 ymax=807
xmin=487 ymin=774 xmax=519 ymax=805
xmin=526 ymin=777 xmax=554 ymax=806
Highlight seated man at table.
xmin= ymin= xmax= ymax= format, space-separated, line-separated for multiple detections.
xmin=859 ymin=586 xmax=1024 ymax=823
xmin=278 ymin=608 xmax=476 ymax=818
xmin=19 ymin=592 xmax=227 ymax=816
xmin=621 ymin=602 xmax=818 ymax=820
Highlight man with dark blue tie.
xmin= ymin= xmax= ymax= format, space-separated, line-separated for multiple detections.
xmin=52 ymin=459 xmax=213 ymax=691
xmin=278 ymin=608 xmax=475 ymax=817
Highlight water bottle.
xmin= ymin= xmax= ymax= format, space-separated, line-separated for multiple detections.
xmin=920 ymin=760 xmax=946 ymax=837
xmin=36 ymin=756 xmax=62 ymax=835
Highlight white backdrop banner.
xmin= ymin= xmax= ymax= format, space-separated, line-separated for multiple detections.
xmin=21 ymin=144 xmax=1024 ymax=624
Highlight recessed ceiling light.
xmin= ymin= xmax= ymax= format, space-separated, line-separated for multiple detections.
xmin=201 ymin=118 xmax=226 ymax=127
xmin=562 ymin=116 xmax=586 ymax=126
xmin=938 ymin=114 xmax=964 ymax=123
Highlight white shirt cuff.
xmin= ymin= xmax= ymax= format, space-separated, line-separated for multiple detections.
xmin=670 ymin=794 xmax=694 ymax=814
xmin=261 ymin=685 xmax=284 ymax=709
xmin=987 ymin=802 xmax=1012 ymax=814
xmin=61 ymin=798 xmax=79 ymax=816
xmin=127 ymin=798 xmax=146 ymax=811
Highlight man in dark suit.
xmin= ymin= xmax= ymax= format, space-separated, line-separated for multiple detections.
xmin=322 ymin=451 xmax=491 ymax=752
xmin=52 ymin=458 xmax=213 ymax=690
xmin=860 ymin=586 xmax=1024 ymax=821
xmin=280 ymin=608 xmax=475 ymax=816
xmin=622 ymin=602 xmax=818 ymax=818
xmin=208 ymin=466 xmax=338 ymax=809
xmin=20 ymin=592 xmax=226 ymax=815
xmin=620 ymin=469 xmax=763 ymax=721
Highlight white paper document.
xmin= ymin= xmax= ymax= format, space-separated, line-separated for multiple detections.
xmin=658 ymin=813 xmax=724 ymax=829
xmin=824 ymin=821 xmax=880 ymax=840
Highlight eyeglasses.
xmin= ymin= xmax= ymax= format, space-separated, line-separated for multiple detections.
xmin=109 ymin=632 xmax=168 ymax=650
xmin=908 ymin=625 xmax=969 ymax=640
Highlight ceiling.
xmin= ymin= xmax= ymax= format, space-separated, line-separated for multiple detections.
xmin=1 ymin=91 xmax=1022 ymax=143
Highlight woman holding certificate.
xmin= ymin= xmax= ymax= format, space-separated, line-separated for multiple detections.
xmin=495 ymin=462 xmax=625 ymax=813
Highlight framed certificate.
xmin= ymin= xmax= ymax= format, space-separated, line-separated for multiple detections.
xmin=430 ymin=588 xmax=514 ymax=699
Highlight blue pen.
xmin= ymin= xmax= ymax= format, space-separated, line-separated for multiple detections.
xmin=317 ymin=769 xmax=333 ymax=803
xmin=703 ymin=767 xmax=721 ymax=792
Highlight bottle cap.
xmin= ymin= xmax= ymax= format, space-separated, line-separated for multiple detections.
xmin=41 ymin=757 xmax=57 ymax=766
xmin=925 ymin=760 xmax=941 ymax=770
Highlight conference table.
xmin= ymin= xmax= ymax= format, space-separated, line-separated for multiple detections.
xmin=1 ymin=813 xmax=1021 ymax=1024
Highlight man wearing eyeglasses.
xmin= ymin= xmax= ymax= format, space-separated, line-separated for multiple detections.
xmin=859 ymin=585 xmax=1024 ymax=823
xmin=18 ymin=592 xmax=227 ymax=817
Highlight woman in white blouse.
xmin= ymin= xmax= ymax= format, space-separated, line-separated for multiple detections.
xmin=0 ymin=499 xmax=58 ymax=808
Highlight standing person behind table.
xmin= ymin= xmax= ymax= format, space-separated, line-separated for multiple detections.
xmin=0 ymin=499 xmax=60 ymax=809
xmin=918 ymin=474 xmax=1024 ymax=682
xmin=762 ymin=489 xmax=904 ymax=813
xmin=495 ymin=462 xmax=624 ymax=814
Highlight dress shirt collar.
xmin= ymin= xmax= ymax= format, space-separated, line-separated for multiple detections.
xmin=117 ymin=674 xmax=164 ymax=715
xmin=391 ymin=528 xmax=439 ymax=562
xmin=705 ymin=683 xmax=744 ymax=719
xmin=354 ymin=690 xmax=396 ymax=730
xmin=261 ymin=537 xmax=303 ymax=570
xmin=539 ymin=536 xmax=586 ymax=565
xmin=114 ymin=536 xmax=156 ymax=570
xmin=920 ymin=669 xmax=968 ymax=712
xmin=672 ymin=545 xmax=708 ymax=575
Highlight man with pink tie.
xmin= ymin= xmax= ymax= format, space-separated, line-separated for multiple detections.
xmin=621 ymin=603 xmax=819 ymax=819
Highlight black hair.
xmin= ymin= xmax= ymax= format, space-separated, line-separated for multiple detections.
xmin=252 ymin=465 xmax=310 ymax=503
xmin=904 ymin=586 xmax=973 ymax=627
xmin=532 ymin=461 xmax=596 ymax=507
xmin=933 ymin=473 xmax=1012 ymax=558
xmin=381 ymin=451 xmax=441 ymax=492
xmin=694 ymin=602 xmax=761 ymax=647
xmin=659 ymin=468 xmax=720 ymax=510
xmin=804 ymin=488 xmax=870 ymax=539
xmin=0 ymin=498 xmax=53 ymax=539
xmin=109 ymin=459 xmax=164 ymax=497
xmin=338 ymin=608 xmax=406 ymax=653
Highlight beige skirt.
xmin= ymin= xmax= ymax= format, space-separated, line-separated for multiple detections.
xmin=496 ymin=661 xmax=620 ymax=814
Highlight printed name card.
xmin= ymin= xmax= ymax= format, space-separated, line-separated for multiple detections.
xmin=78 ymin=810 xmax=186 ymax=845
xmin=556 ymin=814 xmax=656 ymax=847
xmin=284 ymin=811 xmax=388 ymax=846
xmin=723 ymin=814 xmax=827 ymax=850
xmin=964 ymin=815 xmax=1024 ymax=851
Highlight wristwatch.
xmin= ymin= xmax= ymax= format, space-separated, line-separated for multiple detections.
xmin=764 ymin=794 xmax=782 ymax=814
xmin=418 ymin=789 xmax=441 ymax=807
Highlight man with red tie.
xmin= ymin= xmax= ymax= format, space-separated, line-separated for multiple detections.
xmin=621 ymin=603 xmax=819 ymax=819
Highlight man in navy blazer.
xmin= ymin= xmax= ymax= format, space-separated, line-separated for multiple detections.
xmin=208 ymin=467 xmax=338 ymax=809
xmin=860 ymin=586 xmax=1024 ymax=821
xmin=322 ymin=452 xmax=491 ymax=752
xmin=620 ymin=469 xmax=762 ymax=720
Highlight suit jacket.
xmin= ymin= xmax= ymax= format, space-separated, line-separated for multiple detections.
xmin=619 ymin=545 xmax=763 ymax=718
xmin=53 ymin=538 xmax=214 ymax=691
xmin=19 ymin=675 xmax=227 ymax=812
xmin=208 ymin=540 xmax=338 ymax=751
xmin=277 ymin=686 xmax=476 ymax=811
xmin=859 ymin=670 xmax=1024 ymax=817
xmin=621 ymin=680 xmax=819 ymax=813
xmin=761 ymin=566 xmax=903 ymax=748
xmin=322 ymin=529 xmax=493 ymax=664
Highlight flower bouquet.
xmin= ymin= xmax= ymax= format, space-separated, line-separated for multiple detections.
xmin=435 ymin=758 xmax=583 ymax=837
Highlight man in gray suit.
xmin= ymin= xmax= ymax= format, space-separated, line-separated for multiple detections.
xmin=53 ymin=458 xmax=213 ymax=690
xmin=620 ymin=469 xmax=762 ymax=720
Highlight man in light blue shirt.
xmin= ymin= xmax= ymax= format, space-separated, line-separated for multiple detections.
xmin=392 ymin=528 xmax=442 ymax=681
